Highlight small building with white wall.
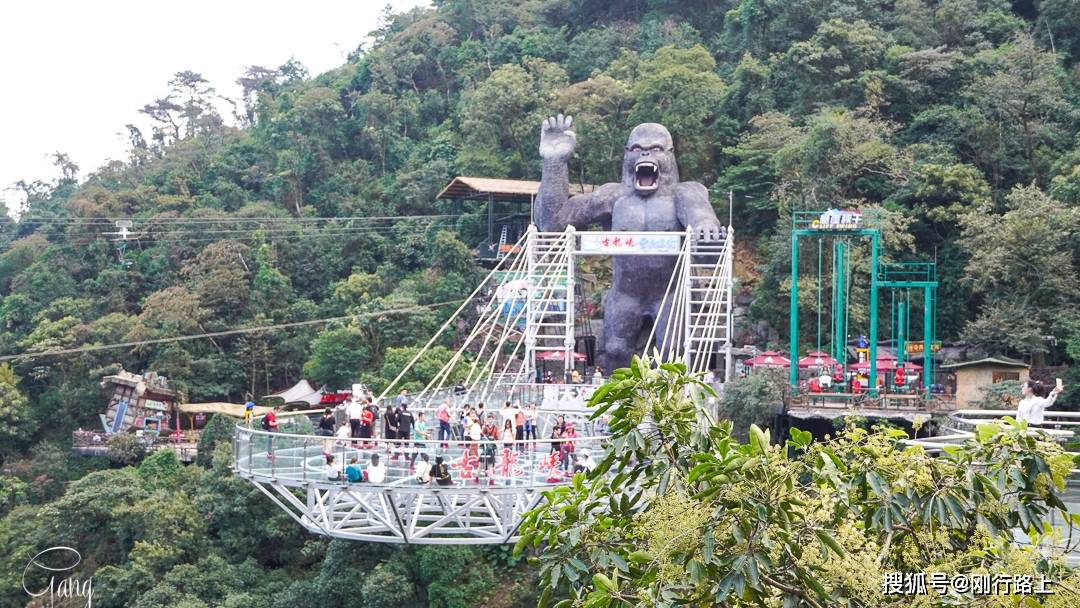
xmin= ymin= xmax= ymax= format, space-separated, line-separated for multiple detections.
xmin=938 ymin=357 xmax=1030 ymax=409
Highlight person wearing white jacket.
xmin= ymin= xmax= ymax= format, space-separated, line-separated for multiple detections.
xmin=1016 ymin=379 xmax=1064 ymax=425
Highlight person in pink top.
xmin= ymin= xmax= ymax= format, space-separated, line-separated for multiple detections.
xmin=560 ymin=424 xmax=577 ymax=472
xmin=436 ymin=400 xmax=451 ymax=446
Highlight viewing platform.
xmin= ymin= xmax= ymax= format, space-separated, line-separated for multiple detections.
xmin=232 ymin=408 xmax=608 ymax=544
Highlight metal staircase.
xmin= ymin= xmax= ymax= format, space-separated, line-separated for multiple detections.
xmin=524 ymin=229 xmax=575 ymax=379
xmin=496 ymin=224 xmax=509 ymax=259
xmin=684 ymin=229 xmax=734 ymax=377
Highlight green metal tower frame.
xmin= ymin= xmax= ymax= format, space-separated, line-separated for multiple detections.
xmin=789 ymin=211 xmax=882 ymax=392
xmin=880 ymin=262 xmax=938 ymax=394
xmin=789 ymin=211 xmax=938 ymax=396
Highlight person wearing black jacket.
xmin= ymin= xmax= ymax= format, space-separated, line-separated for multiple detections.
xmin=383 ymin=405 xmax=398 ymax=439
xmin=434 ymin=455 xmax=453 ymax=486
xmin=398 ymin=404 xmax=415 ymax=466
xmin=318 ymin=408 xmax=335 ymax=435
xmin=383 ymin=404 xmax=399 ymax=459
xmin=318 ymin=407 xmax=336 ymax=457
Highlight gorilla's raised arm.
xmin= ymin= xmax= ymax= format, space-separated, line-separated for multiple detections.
xmin=535 ymin=114 xmax=618 ymax=231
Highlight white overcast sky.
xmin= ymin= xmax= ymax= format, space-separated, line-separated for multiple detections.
xmin=0 ymin=0 xmax=429 ymax=215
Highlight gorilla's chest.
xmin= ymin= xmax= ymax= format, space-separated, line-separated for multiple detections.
xmin=610 ymin=194 xmax=680 ymax=231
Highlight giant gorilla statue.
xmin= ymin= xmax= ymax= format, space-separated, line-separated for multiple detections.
xmin=535 ymin=114 xmax=725 ymax=371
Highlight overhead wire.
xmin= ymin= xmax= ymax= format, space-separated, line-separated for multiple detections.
xmin=13 ymin=213 xmax=462 ymax=226
xmin=1 ymin=215 xmax=464 ymax=252
xmin=14 ymin=219 xmax=456 ymax=238
xmin=0 ymin=298 xmax=467 ymax=363
xmin=120 ymin=223 xmax=456 ymax=244
xmin=10 ymin=221 xmax=459 ymax=252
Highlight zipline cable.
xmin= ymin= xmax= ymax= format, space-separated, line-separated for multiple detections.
xmin=0 ymin=299 xmax=466 ymax=363
xmin=13 ymin=213 xmax=462 ymax=225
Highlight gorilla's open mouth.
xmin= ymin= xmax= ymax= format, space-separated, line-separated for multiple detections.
xmin=634 ymin=161 xmax=659 ymax=191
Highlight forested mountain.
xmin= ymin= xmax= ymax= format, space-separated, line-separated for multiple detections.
xmin=0 ymin=1 xmax=1077 ymax=606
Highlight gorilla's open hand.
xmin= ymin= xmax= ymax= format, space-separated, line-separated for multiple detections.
xmin=539 ymin=114 xmax=576 ymax=162
xmin=696 ymin=221 xmax=725 ymax=243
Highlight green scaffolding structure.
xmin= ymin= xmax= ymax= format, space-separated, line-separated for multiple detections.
xmin=880 ymin=262 xmax=939 ymax=394
xmin=789 ymin=211 xmax=938 ymax=396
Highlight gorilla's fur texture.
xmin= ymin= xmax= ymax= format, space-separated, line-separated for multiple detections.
xmin=536 ymin=115 xmax=724 ymax=371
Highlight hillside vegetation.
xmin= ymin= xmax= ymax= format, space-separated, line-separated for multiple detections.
xmin=0 ymin=1 xmax=1077 ymax=606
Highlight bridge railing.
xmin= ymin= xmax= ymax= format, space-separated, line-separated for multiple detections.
xmin=942 ymin=409 xmax=1080 ymax=433
xmin=255 ymin=399 xmax=605 ymax=442
xmin=233 ymin=416 xmax=610 ymax=489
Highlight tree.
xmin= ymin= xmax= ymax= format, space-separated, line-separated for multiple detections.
xmin=136 ymin=449 xmax=185 ymax=491
xmin=779 ymin=19 xmax=889 ymax=111
xmin=720 ymin=53 xmax=774 ymax=126
xmin=964 ymin=33 xmax=1071 ymax=189
xmin=303 ymin=325 xmax=372 ymax=389
xmin=369 ymin=345 xmax=472 ymax=395
xmin=330 ymin=273 xmax=384 ymax=314
xmin=959 ymin=185 xmax=1080 ymax=356
xmin=564 ymin=24 xmax=640 ymax=81
xmin=716 ymin=369 xmax=785 ymax=439
xmin=140 ymin=71 xmax=226 ymax=148
xmin=898 ymin=155 xmax=990 ymax=225
xmin=359 ymin=561 xmax=418 ymax=608
xmin=415 ymin=545 xmax=495 ymax=607
xmin=196 ymin=414 xmax=235 ymax=468
xmin=368 ymin=14 xmax=458 ymax=95
xmin=129 ymin=286 xmax=209 ymax=338
xmin=517 ymin=355 xmax=1080 ymax=606
xmin=458 ymin=61 xmax=566 ymax=176
xmin=714 ymin=112 xmax=803 ymax=234
xmin=236 ymin=65 xmax=284 ymax=126
xmin=0 ymin=364 xmax=31 ymax=461
xmin=627 ymin=45 xmax=726 ymax=181
xmin=1038 ymin=0 xmax=1080 ymax=63
xmin=107 ymin=433 xmax=147 ymax=466
xmin=1049 ymin=134 xmax=1080 ymax=205
xmin=180 ymin=241 xmax=252 ymax=319
xmin=553 ymin=74 xmax=634 ymax=184
xmin=721 ymin=108 xmax=908 ymax=226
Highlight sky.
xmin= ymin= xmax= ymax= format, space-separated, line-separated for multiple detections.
xmin=0 ymin=0 xmax=430 ymax=215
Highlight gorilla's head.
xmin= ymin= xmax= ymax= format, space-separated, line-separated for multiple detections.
xmin=622 ymin=123 xmax=679 ymax=196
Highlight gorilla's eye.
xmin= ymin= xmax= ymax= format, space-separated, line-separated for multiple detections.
xmin=627 ymin=144 xmax=642 ymax=151
xmin=649 ymin=145 xmax=664 ymax=152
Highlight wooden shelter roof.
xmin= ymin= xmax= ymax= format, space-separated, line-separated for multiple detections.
xmin=436 ymin=176 xmax=594 ymax=202
xmin=939 ymin=357 xmax=1028 ymax=370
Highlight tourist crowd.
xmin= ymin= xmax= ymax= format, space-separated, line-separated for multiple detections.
xmin=288 ymin=385 xmax=604 ymax=486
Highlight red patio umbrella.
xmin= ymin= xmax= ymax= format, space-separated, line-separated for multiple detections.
xmin=797 ymin=351 xmax=840 ymax=369
xmin=744 ymin=351 xmax=791 ymax=368
xmin=535 ymin=350 xmax=587 ymax=361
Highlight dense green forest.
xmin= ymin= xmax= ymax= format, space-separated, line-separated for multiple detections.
xmin=1 ymin=0 xmax=1078 ymax=606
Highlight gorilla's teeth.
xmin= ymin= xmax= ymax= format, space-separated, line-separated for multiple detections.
xmin=634 ymin=161 xmax=659 ymax=190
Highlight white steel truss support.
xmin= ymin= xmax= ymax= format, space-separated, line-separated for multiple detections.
xmin=243 ymin=474 xmax=547 ymax=544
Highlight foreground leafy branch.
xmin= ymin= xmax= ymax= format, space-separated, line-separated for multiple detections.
xmin=516 ymin=354 xmax=1080 ymax=607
